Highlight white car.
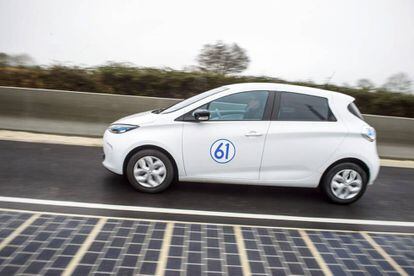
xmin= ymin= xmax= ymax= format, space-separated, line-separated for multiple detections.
xmin=103 ymin=83 xmax=380 ymax=204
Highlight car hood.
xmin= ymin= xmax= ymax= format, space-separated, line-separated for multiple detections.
xmin=112 ymin=111 xmax=159 ymax=126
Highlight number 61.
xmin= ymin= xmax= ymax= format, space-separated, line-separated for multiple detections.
xmin=214 ymin=142 xmax=230 ymax=160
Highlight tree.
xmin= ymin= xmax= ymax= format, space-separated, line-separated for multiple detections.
xmin=197 ymin=41 xmax=250 ymax=75
xmin=383 ymin=73 xmax=412 ymax=94
xmin=0 ymin=52 xmax=35 ymax=67
xmin=356 ymin=78 xmax=375 ymax=91
xmin=0 ymin=53 xmax=7 ymax=67
xmin=12 ymin=54 xmax=35 ymax=66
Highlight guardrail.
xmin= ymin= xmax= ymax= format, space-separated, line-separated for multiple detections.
xmin=0 ymin=86 xmax=413 ymax=159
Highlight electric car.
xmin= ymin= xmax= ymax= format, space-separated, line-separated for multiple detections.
xmin=103 ymin=83 xmax=380 ymax=204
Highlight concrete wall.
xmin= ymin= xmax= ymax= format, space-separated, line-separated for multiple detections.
xmin=0 ymin=86 xmax=178 ymax=123
xmin=0 ymin=86 xmax=179 ymax=136
xmin=363 ymin=114 xmax=414 ymax=144
xmin=0 ymin=86 xmax=413 ymax=158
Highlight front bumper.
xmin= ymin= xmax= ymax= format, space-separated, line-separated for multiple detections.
xmin=102 ymin=131 xmax=124 ymax=175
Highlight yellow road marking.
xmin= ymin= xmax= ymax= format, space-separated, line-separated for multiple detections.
xmin=0 ymin=130 xmax=102 ymax=147
xmin=155 ymin=222 xmax=174 ymax=276
xmin=299 ymin=230 xmax=333 ymax=276
xmin=0 ymin=213 xmax=40 ymax=251
xmin=380 ymin=159 xmax=414 ymax=169
xmin=234 ymin=226 xmax=251 ymax=276
xmin=62 ymin=218 xmax=107 ymax=276
xmin=361 ymin=232 xmax=408 ymax=276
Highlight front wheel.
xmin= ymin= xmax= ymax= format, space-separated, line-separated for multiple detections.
xmin=320 ymin=162 xmax=368 ymax=204
xmin=126 ymin=149 xmax=174 ymax=193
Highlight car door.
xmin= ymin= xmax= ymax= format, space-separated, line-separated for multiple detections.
xmin=260 ymin=92 xmax=347 ymax=185
xmin=181 ymin=90 xmax=273 ymax=181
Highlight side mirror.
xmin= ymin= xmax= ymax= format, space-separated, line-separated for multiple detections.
xmin=193 ymin=109 xmax=210 ymax=121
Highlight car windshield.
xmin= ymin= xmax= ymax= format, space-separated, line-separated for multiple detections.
xmin=161 ymin=86 xmax=228 ymax=114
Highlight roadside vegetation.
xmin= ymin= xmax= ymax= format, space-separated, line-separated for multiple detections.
xmin=0 ymin=48 xmax=413 ymax=118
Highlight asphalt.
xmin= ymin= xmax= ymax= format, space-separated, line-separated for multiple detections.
xmin=0 ymin=140 xmax=413 ymax=232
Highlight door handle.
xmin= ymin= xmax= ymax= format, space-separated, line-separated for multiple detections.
xmin=245 ymin=131 xmax=263 ymax=137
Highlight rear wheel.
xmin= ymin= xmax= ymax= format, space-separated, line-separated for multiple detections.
xmin=126 ymin=149 xmax=174 ymax=193
xmin=321 ymin=162 xmax=368 ymax=204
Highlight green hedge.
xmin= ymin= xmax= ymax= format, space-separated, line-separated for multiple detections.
xmin=1 ymin=65 xmax=413 ymax=118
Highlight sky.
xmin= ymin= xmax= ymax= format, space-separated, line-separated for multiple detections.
xmin=0 ymin=0 xmax=413 ymax=86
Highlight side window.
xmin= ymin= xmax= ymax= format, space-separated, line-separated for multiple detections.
xmin=348 ymin=102 xmax=364 ymax=121
xmin=191 ymin=91 xmax=269 ymax=121
xmin=277 ymin=92 xmax=336 ymax=121
xmin=208 ymin=91 xmax=269 ymax=121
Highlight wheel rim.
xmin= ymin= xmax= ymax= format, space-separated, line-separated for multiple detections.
xmin=330 ymin=169 xmax=363 ymax=200
xmin=133 ymin=156 xmax=167 ymax=188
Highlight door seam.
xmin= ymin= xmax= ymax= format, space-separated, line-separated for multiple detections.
xmin=258 ymin=121 xmax=272 ymax=180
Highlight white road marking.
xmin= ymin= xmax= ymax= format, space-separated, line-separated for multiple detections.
xmin=299 ymin=230 xmax=332 ymax=276
xmin=62 ymin=217 xmax=107 ymax=276
xmin=361 ymin=232 xmax=408 ymax=276
xmin=155 ymin=222 xmax=174 ymax=276
xmin=0 ymin=130 xmax=413 ymax=168
xmin=0 ymin=207 xmax=413 ymax=236
xmin=0 ymin=213 xmax=40 ymax=251
xmin=0 ymin=196 xmax=413 ymax=227
xmin=234 ymin=226 xmax=251 ymax=276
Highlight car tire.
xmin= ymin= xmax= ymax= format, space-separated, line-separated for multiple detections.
xmin=320 ymin=162 xmax=368 ymax=204
xmin=126 ymin=149 xmax=175 ymax=193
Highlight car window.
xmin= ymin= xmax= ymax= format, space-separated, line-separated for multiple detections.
xmin=201 ymin=91 xmax=269 ymax=121
xmin=348 ymin=102 xmax=364 ymax=121
xmin=161 ymin=87 xmax=228 ymax=114
xmin=277 ymin=92 xmax=336 ymax=121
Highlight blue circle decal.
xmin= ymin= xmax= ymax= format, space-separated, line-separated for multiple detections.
xmin=210 ymin=139 xmax=236 ymax=164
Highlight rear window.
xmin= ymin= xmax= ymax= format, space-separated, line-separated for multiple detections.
xmin=348 ymin=102 xmax=364 ymax=121
xmin=277 ymin=92 xmax=336 ymax=121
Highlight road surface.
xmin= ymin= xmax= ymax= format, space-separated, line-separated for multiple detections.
xmin=0 ymin=140 xmax=413 ymax=275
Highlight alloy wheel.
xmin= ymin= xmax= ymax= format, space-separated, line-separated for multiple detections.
xmin=330 ymin=169 xmax=363 ymax=200
xmin=133 ymin=156 xmax=167 ymax=188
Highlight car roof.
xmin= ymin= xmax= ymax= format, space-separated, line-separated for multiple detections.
xmin=223 ymin=82 xmax=354 ymax=102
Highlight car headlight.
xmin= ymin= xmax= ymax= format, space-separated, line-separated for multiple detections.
xmin=108 ymin=124 xmax=139 ymax=134
xmin=362 ymin=126 xmax=376 ymax=142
